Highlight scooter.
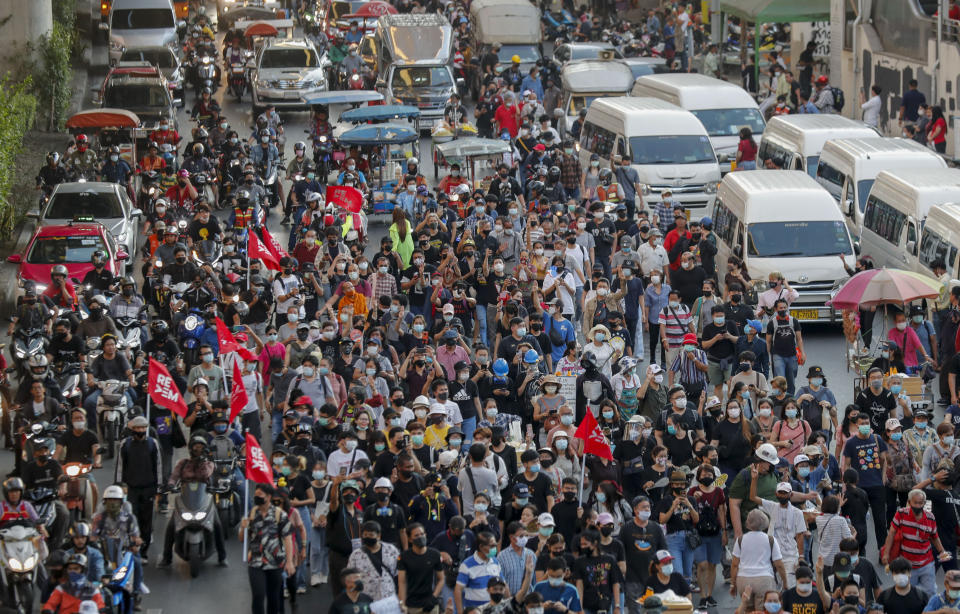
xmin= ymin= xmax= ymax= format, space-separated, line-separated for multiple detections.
xmin=172 ymin=481 xmax=217 ymax=577
xmin=115 ymin=316 xmax=143 ymax=360
xmin=60 ymin=462 xmax=96 ymax=523
xmin=24 ymin=487 xmax=62 ymax=546
xmin=176 ymin=307 xmax=207 ymax=368
xmin=101 ymin=536 xmax=137 ymax=614
xmin=96 ymin=380 xmax=131 ymax=460
xmin=209 ymin=456 xmax=241 ymax=536
xmin=10 ymin=328 xmax=47 ymax=382
xmin=0 ymin=521 xmax=39 ymax=614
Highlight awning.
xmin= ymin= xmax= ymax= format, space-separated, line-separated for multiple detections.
xmin=719 ymin=0 xmax=831 ymax=22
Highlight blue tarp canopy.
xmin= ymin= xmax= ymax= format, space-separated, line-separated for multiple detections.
xmin=304 ymin=90 xmax=385 ymax=106
xmin=338 ymin=122 xmax=419 ymax=145
xmin=340 ymin=105 xmax=421 ymax=122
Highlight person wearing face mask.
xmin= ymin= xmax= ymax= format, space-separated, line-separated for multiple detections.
xmin=115 ymin=416 xmax=161 ymax=563
xmin=74 ymin=294 xmax=118 ymax=344
xmin=398 ymin=523 xmax=446 ymax=613
xmin=920 ymin=422 xmax=960 ymax=482
xmin=873 ymin=557 xmax=926 ymax=614
xmin=239 ymin=483 xmax=298 ymax=613
xmin=487 ymin=163 xmax=524 ymax=212
xmin=617 ymin=496 xmax=666 ymax=612
xmin=840 ymin=413 xmax=889 ymax=551
xmin=881 ymin=489 xmax=952 ymax=598
xmin=746 ymin=476 xmax=806 ymax=591
xmin=886 ymin=310 xmax=934 ymax=373
xmin=645 ymin=549 xmax=690 ymax=599
xmin=765 ymin=297 xmax=806 ymax=395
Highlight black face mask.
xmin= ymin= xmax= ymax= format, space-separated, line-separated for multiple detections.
xmin=376 ymin=492 xmax=390 ymax=503
xmin=600 ymin=525 xmax=614 ymax=537
xmin=563 ymin=491 xmax=576 ymax=501
xmin=175 ymin=256 xmax=187 ymax=264
xmin=843 ymin=596 xmax=859 ymax=606
xmin=297 ymin=330 xmax=309 ymax=341
xmin=699 ymin=475 xmax=715 ymax=487
xmin=89 ymin=307 xmax=102 ymax=320
xmin=490 ymin=593 xmax=505 ymax=604
xmin=777 ymin=496 xmax=790 ymax=506
xmin=730 ymin=294 xmax=742 ymax=303
xmin=133 ymin=431 xmax=146 ymax=439
xmin=361 ymin=536 xmax=378 ymax=548
xmin=253 ymin=495 xmax=266 ymax=506
xmin=412 ymin=536 xmax=427 ymax=548
xmin=342 ymin=493 xmax=358 ymax=505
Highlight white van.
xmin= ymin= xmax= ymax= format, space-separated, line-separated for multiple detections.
xmin=630 ymin=73 xmax=764 ymax=164
xmin=758 ymin=115 xmax=879 ymax=177
xmin=918 ymin=203 xmax=960 ymax=278
xmin=815 ymin=138 xmax=946 ymax=239
xmin=560 ymin=58 xmax=635 ymax=134
xmin=106 ymin=0 xmax=179 ymax=64
xmin=858 ymin=168 xmax=960 ymax=271
xmin=711 ymin=170 xmax=855 ymax=323
xmin=578 ymin=97 xmax=720 ymax=214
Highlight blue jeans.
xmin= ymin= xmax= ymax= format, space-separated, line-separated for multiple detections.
xmin=296 ymin=507 xmax=311 ymax=588
xmin=271 ymin=409 xmax=283 ymax=435
xmin=738 ymin=160 xmax=757 ymax=170
xmin=913 ymin=560 xmax=936 ymax=598
xmin=476 ymin=303 xmax=489 ymax=348
xmin=310 ymin=525 xmax=328 ymax=577
xmin=461 ymin=416 xmax=477 ymax=445
xmin=632 ymin=317 xmax=645 ymax=359
xmin=665 ymin=531 xmax=695 ymax=579
xmin=772 ymin=353 xmax=799 ymax=395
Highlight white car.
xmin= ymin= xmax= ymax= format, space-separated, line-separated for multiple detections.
xmin=252 ymin=39 xmax=328 ymax=114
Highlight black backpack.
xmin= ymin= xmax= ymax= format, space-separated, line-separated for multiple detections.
xmin=831 ymin=87 xmax=845 ymax=112
xmin=696 ymin=498 xmax=721 ymax=536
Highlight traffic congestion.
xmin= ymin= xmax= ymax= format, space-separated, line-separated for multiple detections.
xmin=6 ymin=0 xmax=960 ymax=614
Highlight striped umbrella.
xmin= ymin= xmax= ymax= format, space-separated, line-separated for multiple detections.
xmin=828 ymin=268 xmax=943 ymax=310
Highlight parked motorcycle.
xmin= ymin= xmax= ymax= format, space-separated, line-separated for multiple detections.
xmin=172 ymin=481 xmax=217 ymax=577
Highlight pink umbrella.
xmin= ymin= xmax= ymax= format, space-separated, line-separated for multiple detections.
xmin=828 ymin=268 xmax=942 ymax=310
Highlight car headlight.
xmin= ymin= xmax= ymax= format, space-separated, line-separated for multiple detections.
xmin=831 ymin=276 xmax=849 ymax=293
xmin=704 ymin=181 xmax=718 ymax=194
xmin=182 ymin=511 xmax=194 ymax=521
xmin=7 ymin=558 xmax=22 ymax=572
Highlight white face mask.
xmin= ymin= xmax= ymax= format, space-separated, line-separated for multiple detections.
xmin=728 ymin=407 xmax=741 ymax=418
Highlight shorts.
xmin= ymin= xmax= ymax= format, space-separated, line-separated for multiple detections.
xmin=707 ymin=359 xmax=731 ymax=387
xmin=693 ymin=534 xmax=723 ymax=565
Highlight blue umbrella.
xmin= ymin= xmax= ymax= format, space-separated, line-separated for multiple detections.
xmin=338 ymin=122 xmax=419 ymax=145
xmin=340 ymin=105 xmax=421 ymax=123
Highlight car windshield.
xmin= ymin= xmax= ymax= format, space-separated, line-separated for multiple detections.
xmin=104 ymin=83 xmax=170 ymax=108
xmin=627 ymin=62 xmax=667 ymax=80
xmin=330 ymin=1 xmax=367 ymax=19
xmin=857 ymin=179 xmax=874 ymax=212
xmin=747 ymin=221 xmax=852 ymax=257
xmin=260 ymin=48 xmax=320 ymax=68
xmin=629 ymin=135 xmax=716 ymax=165
xmin=111 ymin=9 xmax=175 ymax=29
xmin=391 ymin=66 xmax=453 ymax=88
xmin=46 ymin=191 xmax=124 ymax=219
xmin=806 ymin=156 xmax=819 ymax=176
xmin=569 ymin=95 xmax=601 ymax=114
xmin=120 ymin=50 xmax=175 ymax=69
xmin=570 ymin=45 xmax=622 ymax=60
xmin=689 ymin=108 xmax=766 ymax=137
xmin=27 ymin=235 xmax=108 ymax=265
xmin=497 ymin=45 xmax=541 ymax=64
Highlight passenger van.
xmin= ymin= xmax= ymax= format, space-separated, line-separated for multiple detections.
xmin=758 ymin=115 xmax=879 ymax=177
xmin=578 ymin=97 xmax=720 ymax=214
xmin=105 ymin=0 xmax=179 ymax=65
xmin=560 ymin=57 xmax=634 ymax=134
xmin=711 ymin=170 xmax=855 ymax=323
xmin=858 ymin=168 xmax=960 ymax=271
xmin=630 ymin=73 xmax=764 ymax=164
xmin=918 ymin=203 xmax=960 ymax=279
xmin=815 ymin=138 xmax=946 ymax=239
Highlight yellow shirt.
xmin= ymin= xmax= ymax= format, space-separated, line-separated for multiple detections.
xmin=424 ymin=424 xmax=450 ymax=450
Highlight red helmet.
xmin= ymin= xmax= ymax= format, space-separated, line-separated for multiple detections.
xmin=76 ymin=134 xmax=89 ymax=151
xmin=323 ymin=214 xmax=335 ymax=227
xmin=816 ymin=75 xmax=829 ymax=85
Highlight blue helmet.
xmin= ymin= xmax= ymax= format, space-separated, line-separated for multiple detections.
xmin=523 ymin=349 xmax=539 ymax=364
xmin=493 ymin=358 xmax=509 ymax=376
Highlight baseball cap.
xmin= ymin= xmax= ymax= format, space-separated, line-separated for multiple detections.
xmin=655 ymin=550 xmax=674 ymax=563
xmin=885 ymin=418 xmax=902 ymax=431
xmin=793 ymin=454 xmax=810 ymax=465
xmin=596 ymin=512 xmax=614 ymax=525
xmin=755 ymin=443 xmax=780 ymax=465
xmin=514 ymin=483 xmax=530 ymax=497
xmin=428 ymin=404 xmax=447 ymax=415
xmin=802 ymin=445 xmax=822 ymax=457
xmin=682 ymin=333 xmax=698 ymax=346
xmin=443 ymin=304 xmax=455 ymax=314
xmin=374 ymin=477 xmax=393 ymax=490
xmin=833 ymin=552 xmax=852 ymax=573
xmin=776 ymin=482 xmax=793 ymax=494
xmin=538 ymin=513 xmax=555 ymax=527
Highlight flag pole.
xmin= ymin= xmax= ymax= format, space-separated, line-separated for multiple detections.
xmin=578 ymin=453 xmax=588 ymax=504
xmin=242 ymin=478 xmax=249 ymax=562
xmin=146 ymin=394 xmax=151 ymax=423
xmin=246 ymin=228 xmax=251 ymax=291
xmin=219 ymin=354 xmax=231 ymax=402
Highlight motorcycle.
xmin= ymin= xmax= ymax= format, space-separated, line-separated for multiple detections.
xmin=115 ymin=315 xmax=144 ymax=359
xmin=0 ymin=521 xmax=39 ymax=614
xmin=95 ymin=380 xmax=131 ymax=460
xmin=10 ymin=327 xmax=47 ymax=382
xmin=53 ymin=361 xmax=84 ymax=408
xmin=193 ymin=171 xmax=217 ymax=205
xmin=176 ymin=307 xmax=207 ymax=367
xmin=60 ymin=462 xmax=95 ymax=523
xmin=257 ymin=161 xmax=283 ymax=212
xmin=309 ymin=133 xmax=339 ymax=182
xmin=172 ymin=481 xmax=217 ymax=577
xmin=159 ymin=143 xmax=178 ymax=170
xmin=101 ymin=537 xmax=137 ymax=614
xmin=192 ymin=237 xmax=223 ymax=271
xmin=24 ymin=487 xmax=63 ymax=546
xmin=209 ymin=457 xmax=241 ymax=536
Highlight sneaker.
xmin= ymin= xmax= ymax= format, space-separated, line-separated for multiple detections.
xmin=157 ymin=559 xmax=172 ymax=568
xmin=319 ymin=573 xmax=328 ymax=583
xmin=705 ymin=597 xmax=719 ymax=607
xmin=690 ymin=581 xmax=700 ymax=593
xmin=311 ymin=574 xmax=323 ymax=587
xmin=218 ymin=559 xmax=229 ymax=567
xmin=697 ymin=599 xmax=708 ymax=608
xmin=284 ymin=588 xmax=290 ymax=599
xmin=297 ymin=586 xmax=307 ymax=594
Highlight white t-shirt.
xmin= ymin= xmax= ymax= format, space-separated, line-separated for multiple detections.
xmin=241 ymin=371 xmax=262 ymax=414
xmin=732 ymin=530 xmax=783 ymax=578
xmin=543 ymin=270 xmax=577 ymax=315
xmin=273 ymin=274 xmax=303 ymax=317
xmin=326 ymin=447 xmax=370 ymax=477
xmin=759 ymin=499 xmax=807 ymax=561
xmin=564 ymin=244 xmax=588 ymax=288
xmin=861 ymin=95 xmax=881 ymax=127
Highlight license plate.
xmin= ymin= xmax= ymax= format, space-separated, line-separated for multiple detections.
xmin=283 ymin=91 xmax=300 ymax=99
xmin=790 ymin=309 xmax=819 ymax=321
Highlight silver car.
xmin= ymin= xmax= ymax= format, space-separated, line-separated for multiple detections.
xmin=29 ymin=182 xmax=142 ymax=254
xmin=119 ymin=46 xmax=186 ymax=103
xmin=251 ymin=39 xmax=328 ymax=114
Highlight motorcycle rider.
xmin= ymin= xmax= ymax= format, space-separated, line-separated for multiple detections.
xmin=115 ymin=416 xmax=161 ymax=562
xmin=190 ymin=87 xmax=221 ymax=128
xmin=64 ymin=523 xmax=105 ymax=586
xmin=158 ymin=433 xmax=228 ymax=567
xmin=21 ymin=437 xmax=68 ymax=546
xmin=46 ymin=318 xmax=86 ymax=367
xmin=11 ymin=380 xmax=60 ymax=477
xmin=66 ymin=134 xmax=98 ymax=180
xmin=285 ymin=141 xmax=314 ymax=224
xmin=0 ymin=477 xmax=44 ymax=535
xmin=8 ymin=284 xmax=52 ymax=344
xmin=75 ymin=295 xmax=118 ymax=344
xmin=229 ymin=189 xmax=259 ymax=233
xmin=186 ymin=202 xmax=223 ymax=247
xmin=310 ymin=106 xmax=334 ymax=144
xmin=444 ymin=92 xmax=468 ymax=127
xmin=339 ymin=44 xmax=364 ymax=88
xmin=90 ymin=485 xmax=143 ymax=607
xmin=82 ymin=334 xmax=137 ymax=422
xmin=148 ymin=119 xmax=182 ymax=148
xmin=110 ymin=277 xmax=147 ymax=346
xmin=542 ymin=165 xmax=567 ymax=203
xmin=18 ymin=355 xmax=63 ymax=404
xmin=208 ymin=411 xmax=243 ymax=490
xmin=210 ymin=117 xmax=231 ymax=151
xmin=44 ymin=265 xmax=79 ymax=313
xmin=165 ymin=169 xmax=199 ymax=210
xmin=327 ymin=32 xmax=350 ymax=75
xmin=345 ymin=20 xmax=363 ymax=43
xmin=54 ymin=407 xmax=102 ymax=471
xmin=154 ymin=226 xmax=188 ymax=269
xmin=99 ymin=145 xmax=132 ymax=189
xmin=183 ymin=142 xmax=219 ymax=204
xmin=80 ymin=250 xmax=116 ymax=294
xmin=36 ymin=151 xmax=68 ymax=198
xmin=139 ymin=141 xmax=166 ymax=173
xmin=41 ymin=552 xmax=106 ymax=613
xmin=250 ymin=129 xmax=282 ymax=207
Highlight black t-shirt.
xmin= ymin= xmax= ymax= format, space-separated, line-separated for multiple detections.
xmin=329 ymin=592 xmax=373 ymax=614
xmin=599 ymin=539 xmax=625 ymax=566
xmin=925 ymin=487 xmax=960 ymax=540
xmin=363 ymin=503 xmax=407 ymax=547
xmin=91 ymin=354 xmax=131 ymax=381
xmin=398 ymin=548 xmax=443 ymax=608
xmin=573 ymin=554 xmax=622 ymax=610
xmin=662 ymin=433 xmax=695 ymax=469
xmin=549 ymin=499 xmax=581 ymax=550
xmin=853 ymin=559 xmax=882 ymax=598
xmin=187 ymin=218 xmax=222 ymax=242
xmin=654 ymin=493 xmax=695 ymax=534
xmin=511 ymin=472 xmax=553 ymax=513
xmin=403 ymin=264 xmax=437 ymax=305
xmin=853 ymin=388 xmax=897 ymax=434
xmin=21 ymin=459 xmax=63 ymax=490
xmin=714 ymin=419 xmax=753 ymax=468
xmin=449 ymin=379 xmax=479 ymax=421
xmin=766 ymin=316 xmax=802 ymax=357
xmin=393 ymin=474 xmax=425 ymax=509
xmin=287 ymin=473 xmax=312 ymax=502
xmin=619 ymin=520 xmax=666 ymax=583
xmin=57 ymin=429 xmax=100 ymax=464
xmin=840 ymin=485 xmax=870 ymax=528
xmin=781 ymin=587 xmax=826 ymax=614
xmin=477 ymin=270 xmax=506 ymax=306
xmin=586 ymin=219 xmax=616 ymax=259
xmin=876 ymin=586 xmax=928 ymax=614
xmin=702 ymin=321 xmax=738 ymax=360
xmin=644 ymin=571 xmax=689 ymax=596
xmin=670 ymin=267 xmax=707 ymax=306
xmin=47 ymin=335 xmax=85 ymax=363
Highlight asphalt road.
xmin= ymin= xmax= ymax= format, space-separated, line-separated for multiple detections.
xmin=0 ymin=5 xmax=929 ymax=612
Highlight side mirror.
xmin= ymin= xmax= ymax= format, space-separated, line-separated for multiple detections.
xmin=456 ymin=78 xmax=465 ymax=87
xmin=177 ymin=20 xmax=187 ymax=31
xmin=91 ymin=90 xmax=102 ymax=106
xmin=26 ymin=210 xmax=40 ymax=219
xmin=6 ymin=254 xmax=21 ymax=264
xmin=906 ymin=239 xmax=916 ymax=255
xmin=131 ymin=208 xmax=143 ymax=218
xmin=845 ymin=199 xmax=855 ymax=217
xmin=71 ymin=277 xmax=81 ymax=284
xmin=99 ymin=21 xmax=109 ymax=31
xmin=116 ymin=250 xmax=130 ymax=261
xmin=853 ymin=241 xmax=861 ymax=256
xmin=173 ymin=98 xmax=183 ymax=108
xmin=375 ymin=79 xmax=386 ymax=89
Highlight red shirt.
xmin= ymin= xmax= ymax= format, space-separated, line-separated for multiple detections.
xmin=738 ymin=138 xmax=758 ymax=162
xmin=890 ymin=506 xmax=937 ymax=567
xmin=43 ymin=280 xmax=78 ymax=308
xmin=494 ymin=104 xmax=521 ymax=138
xmin=663 ymin=228 xmax=691 ymax=270
xmin=292 ymin=242 xmax=320 ymax=270
xmin=929 ymin=117 xmax=947 ymax=144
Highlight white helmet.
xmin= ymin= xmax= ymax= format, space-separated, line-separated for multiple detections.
xmin=103 ymin=485 xmax=125 ymax=500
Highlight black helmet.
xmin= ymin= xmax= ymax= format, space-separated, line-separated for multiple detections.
xmin=528 ymin=180 xmax=544 ymax=194
xmin=190 ymin=433 xmax=208 ymax=449
xmin=46 ymin=151 xmax=60 ymax=165
xmin=548 ymin=165 xmax=561 ymax=181
xmin=150 ymin=320 xmax=169 ymax=336
xmin=580 ymin=352 xmax=598 ymax=371
xmin=148 ymin=140 xmax=159 ymax=151
xmin=108 ymin=145 xmax=120 ymax=155
xmin=47 ymin=550 xmax=68 ymax=569
xmin=598 ymin=168 xmax=613 ymax=184
xmin=202 ymin=86 xmax=212 ymax=95
xmin=2 ymin=477 xmax=24 ymax=500
xmin=91 ymin=250 xmax=107 ymax=267
xmin=211 ymin=410 xmax=228 ymax=424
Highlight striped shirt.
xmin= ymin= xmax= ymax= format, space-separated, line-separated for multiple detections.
xmin=891 ymin=507 xmax=937 ymax=567
xmin=814 ymin=513 xmax=853 ymax=566
xmin=658 ymin=304 xmax=692 ymax=348
xmin=669 ymin=348 xmax=708 ymax=386
xmin=497 ymin=546 xmax=536 ymax=595
xmin=457 ymin=553 xmax=504 ymax=608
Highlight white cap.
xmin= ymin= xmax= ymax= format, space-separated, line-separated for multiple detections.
xmin=429 ymin=403 xmax=448 ymax=415
xmin=538 ymin=512 xmax=555 ymax=527
xmin=775 ymin=482 xmax=793 ymax=493
xmin=793 ymin=454 xmax=810 ymax=465
xmin=755 ymin=442 xmax=779 ymax=465
xmin=648 ymin=363 xmax=663 ymax=375
xmin=79 ymin=602 xmax=100 ymax=614
xmin=374 ymin=477 xmax=393 ymax=490
xmin=438 ymin=450 xmax=460 ymax=467
xmin=885 ymin=417 xmax=902 ymax=431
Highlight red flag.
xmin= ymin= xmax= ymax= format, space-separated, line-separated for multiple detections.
xmin=261 ymin=226 xmax=289 ymax=262
xmin=245 ymin=433 xmax=274 ymax=484
xmin=237 ymin=345 xmax=259 ymax=362
xmin=326 ymin=184 xmax=364 ymax=214
xmin=147 ymin=358 xmax=189 ymax=418
xmin=215 ymin=317 xmax=239 ymax=354
xmin=573 ymin=411 xmax=614 ymax=460
xmin=248 ymin=231 xmax=281 ymax=271
xmin=229 ymin=361 xmax=249 ymax=423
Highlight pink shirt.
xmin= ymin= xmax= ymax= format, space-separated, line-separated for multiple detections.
xmin=887 ymin=326 xmax=924 ymax=367
xmin=258 ymin=342 xmax=286 ymax=388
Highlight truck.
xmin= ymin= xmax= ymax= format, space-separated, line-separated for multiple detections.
xmin=468 ymin=0 xmax=541 ymax=100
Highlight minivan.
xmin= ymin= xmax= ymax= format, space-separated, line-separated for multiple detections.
xmin=758 ymin=115 xmax=879 ymax=177
xmin=918 ymin=203 xmax=960 ymax=278
xmin=578 ymin=97 xmax=721 ymax=214
xmin=815 ymin=138 xmax=946 ymax=239
xmin=630 ymin=73 xmax=765 ymax=165
xmin=105 ymin=0 xmax=179 ymax=65
xmin=711 ymin=170 xmax=855 ymax=324
xmin=858 ymin=168 xmax=960 ymax=271
xmin=560 ymin=58 xmax=635 ymax=134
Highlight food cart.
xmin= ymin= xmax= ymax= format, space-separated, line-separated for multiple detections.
xmin=338 ymin=122 xmax=420 ymax=213
xmin=433 ymin=137 xmax=510 ymax=186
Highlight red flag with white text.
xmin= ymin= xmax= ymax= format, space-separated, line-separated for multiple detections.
xmin=245 ymin=433 xmax=274 ymax=484
xmin=229 ymin=361 xmax=249 ymax=423
xmin=147 ymin=358 xmax=189 ymax=418
xmin=248 ymin=231 xmax=281 ymax=271
xmin=573 ymin=411 xmax=614 ymax=460
xmin=261 ymin=226 xmax=289 ymax=262
xmin=326 ymin=184 xmax=363 ymax=214
xmin=215 ymin=317 xmax=240 ymax=354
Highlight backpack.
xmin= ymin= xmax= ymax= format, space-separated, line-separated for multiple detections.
xmin=830 ymin=87 xmax=845 ymax=112
xmin=696 ymin=498 xmax=721 ymax=536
